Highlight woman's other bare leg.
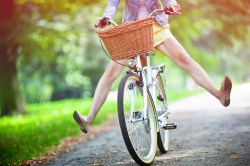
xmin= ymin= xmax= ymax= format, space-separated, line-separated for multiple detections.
xmin=155 ymin=36 xmax=220 ymax=99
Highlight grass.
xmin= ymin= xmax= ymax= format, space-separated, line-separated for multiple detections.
xmin=0 ymin=98 xmax=117 ymax=165
xmin=0 ymin=89 xmax=199 ymax=165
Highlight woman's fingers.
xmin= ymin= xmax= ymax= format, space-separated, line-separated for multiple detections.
xmin=95 ymin=17 xmax=102 ymax=28
xmin=170 ymin=4 xmax=181 ymax=13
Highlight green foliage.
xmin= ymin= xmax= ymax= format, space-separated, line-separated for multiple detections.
xmin=0 ymin=98 xmax=117 ymax=165
xmin=16 ymin=0 xmax=108 ymax=102
xmin=19 ymin=0 xmax=250 ymax=103
xmin=160 ymin=0 xmax=250 ymax=83
xmin=3 ymin=0 xmax=250 ymax=105
xmin=207 ymin=0 xmax=250 ymax=40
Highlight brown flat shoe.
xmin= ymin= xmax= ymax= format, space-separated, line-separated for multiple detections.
xmin=73 ymin=110 xmax=89 ymax=133
xmin=219 ymin=76 xmax=232 ymax=107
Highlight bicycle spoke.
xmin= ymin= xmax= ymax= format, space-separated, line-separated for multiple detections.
xmin=118 ymin=74 xmax=157 ymax=165
xmin=155 ymin=75 xmax=170 ymax=153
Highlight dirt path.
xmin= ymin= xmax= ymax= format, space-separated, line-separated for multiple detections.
xmin=42 ymin=83 xmax=250 ymax=166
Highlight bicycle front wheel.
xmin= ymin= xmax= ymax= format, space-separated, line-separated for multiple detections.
xmin=155 ymin=75 xmax=170 ymax=153
xmin=117 ymin=73 xmax=157 ymax=165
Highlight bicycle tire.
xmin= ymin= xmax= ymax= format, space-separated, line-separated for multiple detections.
xmin=155 ymin=75 xmax=170 ymax=154
xmin=117 ymin=73 xmax=157 ymax=165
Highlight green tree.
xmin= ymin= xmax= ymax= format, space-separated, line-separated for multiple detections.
xmin=171 ymin=0 xmax=250 ymax=78
xmin=0 ymin=0 xmax=25 ymax=115
xmin=0 ymin=0 xmax=102 ymax=115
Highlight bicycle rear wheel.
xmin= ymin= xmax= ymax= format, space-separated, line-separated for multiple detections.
xmin=155 ymin=75 xmax=170 ymax=153
xmin=117 ymin=73 xmax=157 ymax=165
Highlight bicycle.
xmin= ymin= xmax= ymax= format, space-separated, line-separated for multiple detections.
xmin=97 ymin=8 xmax=180 ymax=165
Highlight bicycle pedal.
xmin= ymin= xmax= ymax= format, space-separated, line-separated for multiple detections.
xmin=163 ymin=123 xmax=177 ymax=130
xmin=157 ymin=95 xmax=164 ymax=101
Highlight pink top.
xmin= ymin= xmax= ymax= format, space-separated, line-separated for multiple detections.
xmin=136 ymin=0 xmax=150 ymax=20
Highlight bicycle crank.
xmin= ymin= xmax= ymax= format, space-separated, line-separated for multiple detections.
xmin=163 ymin=123 xmax=177 ymax=130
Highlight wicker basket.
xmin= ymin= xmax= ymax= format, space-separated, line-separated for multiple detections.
xmin=97 ymin=17 xmax=155 ymax=60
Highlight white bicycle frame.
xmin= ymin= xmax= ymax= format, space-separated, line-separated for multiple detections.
xmin=133 ymin=53 xmax=169 ymax=132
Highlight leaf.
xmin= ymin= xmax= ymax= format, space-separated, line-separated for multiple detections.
xmin=229 ymin=155 xmax=239 ymax=159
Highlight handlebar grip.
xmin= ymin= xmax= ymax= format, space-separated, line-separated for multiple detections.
xmin=164 ymin=8 xmax=182 ymax=15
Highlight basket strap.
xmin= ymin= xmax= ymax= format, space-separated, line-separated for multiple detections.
xmin=99 ymin=38 xmax=128 ymax=67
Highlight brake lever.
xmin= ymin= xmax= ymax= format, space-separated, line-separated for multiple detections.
xmin=165 ymin=11 xmax=182 ymax=15
xmin=164 ymin=7 xmax=182 ymax=15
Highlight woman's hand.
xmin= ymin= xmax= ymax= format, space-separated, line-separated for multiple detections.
xmin=169 ymin=4 xmax=181 ymax=13
xmin=95 ymin=17 xmax=110 ymax=28
xmin=95 ymin=17 xmax=102 ymax=28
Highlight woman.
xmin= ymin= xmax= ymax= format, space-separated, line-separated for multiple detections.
xmin=73 ymin=0 xmax=232 ymax=133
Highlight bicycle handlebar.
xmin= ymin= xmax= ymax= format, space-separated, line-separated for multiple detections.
xmin=149 ymin=8 xmax=182 ymax=17
xmin=96 ymin=8 xmax=181 ymax=28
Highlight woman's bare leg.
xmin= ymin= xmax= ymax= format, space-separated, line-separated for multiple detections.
xmin=155 ymin=36 xmax=220 ymax=99
xmin=87 ymin=60 xmax=125 ymax=122
xmin=73 ymin=60 xmax=126 ymax=132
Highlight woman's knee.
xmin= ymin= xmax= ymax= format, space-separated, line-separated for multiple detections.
xmin=176 ymin=51 xmax=193 ymax=67
xmin=104 ymin=62 xmax=124 ymax=79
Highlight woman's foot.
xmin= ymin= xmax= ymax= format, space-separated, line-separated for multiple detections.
xmin=73 ymin=111 xmax=90 ymax=133
xmin=219 ymin=76 xmax=232 ymax=107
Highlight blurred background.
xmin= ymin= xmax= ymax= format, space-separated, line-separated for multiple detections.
xmin=0 ymin=0 xmax=249 ymax=116
xmin=0 ymin=0 xmax=249 ymax=164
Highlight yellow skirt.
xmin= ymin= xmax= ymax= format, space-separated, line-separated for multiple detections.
xmin=153 ymin=23 xmax=173 ymax=47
